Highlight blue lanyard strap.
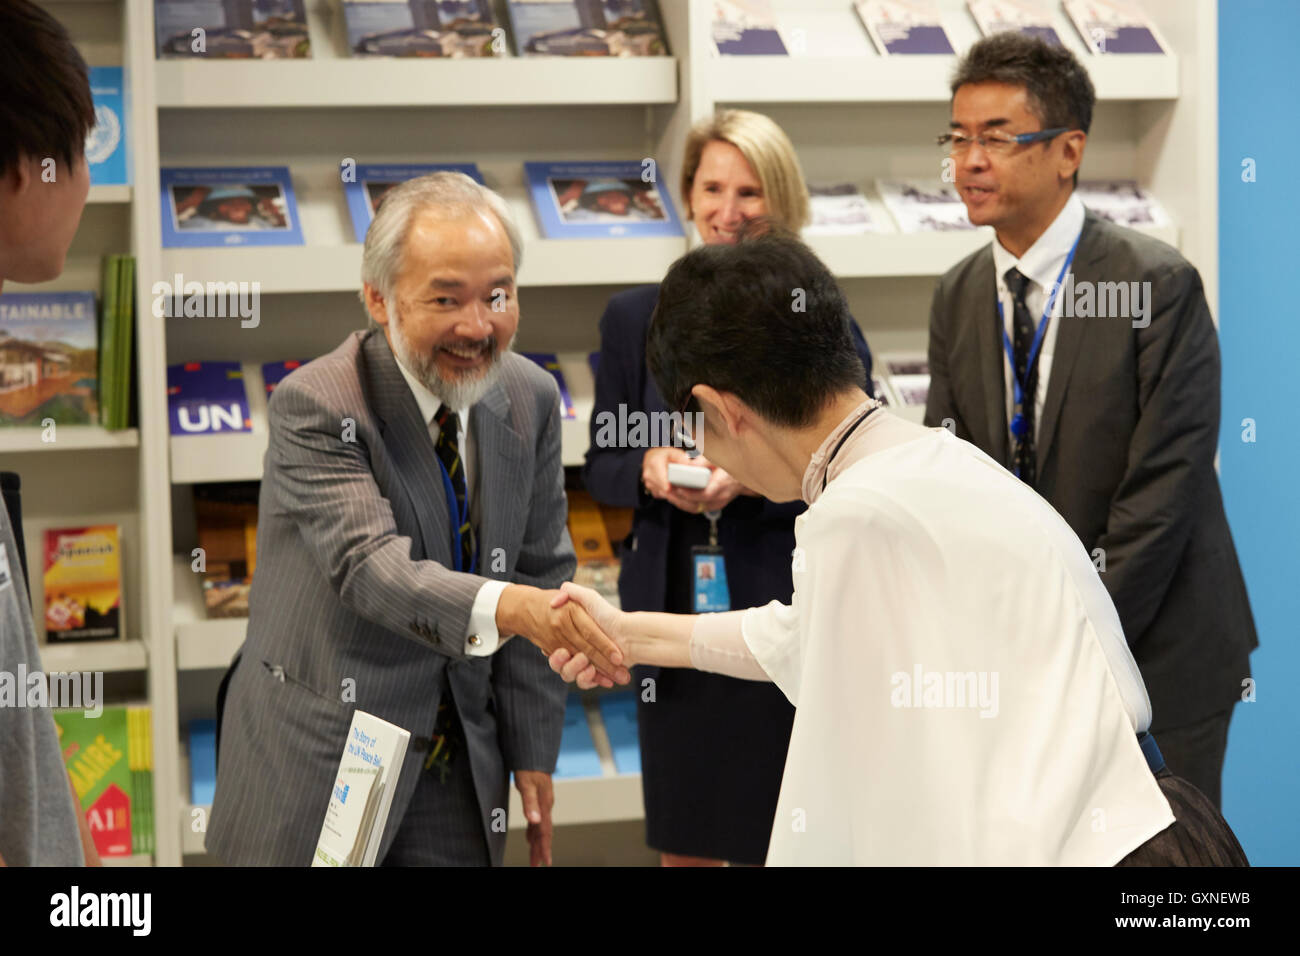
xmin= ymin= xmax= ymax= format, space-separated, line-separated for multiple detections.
xmin=997 ymin=232 xmax=1082 ymax=412
xmin=435 ymin=454 xmax=475 ymax=575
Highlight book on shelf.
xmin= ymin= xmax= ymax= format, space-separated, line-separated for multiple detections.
xmin=1077 ymin=179 xmax=1171 ymax=228
xmin=587 ymin=350 xmax=599 ymax=378
xmin=161 ymin=166 xmax=304 ymax=248
xmin=967 ymin=0 xmax=1061 ymax=45
xmin=876 ymin=178 xmax=976 ymax=233
xmin=523 ymin=353 xmax=576 ymax=419
xmin=805 ymin=184 xmax=881 ymax=236
xmin=189 ymin=719 xmax=218 ymax=805
xmin=0 ymin=291 xmax=99 ymax=427
xmin=880 ymin=352 xmax=931 ymax=409
xmin=312 ymin=710 xmax=410 ymax=867
xmin=1064 ymin=0 xmax=1165 ymax=55
xmin=99 ymin=255 xmax=136 ymax=431
xmin=596 ymin=691 xmax=639 ymax=774
xmin=525 ymin=161 xmax=684 ymax=239
xmin=554 ymin=694 xmax=603 ymax=778
xmin=261 ymin=359 xmax=309 ymax=396
xmin=43 ymin=525 xmax=124 ymax=642
xmin=710 ymin=0 xmax=786 ymax=56
xmin=870 ymin=373 xmax=896 ymax=407
xmin=167 ymin=361 xmax=252 ymax=436
xmin=194 ymin=482 xmax=259 ymax=619
xmin=855 ymin=0 xmax=955 ymax=56
xmin=508 ymin=0 xmax=667 ymax=56
xmin=343 ymin=0 xmax=506 ymax=57
xmin=344 ymin=163 xmax=484 ymax=243
xmin=86 ymin=67 xmax=130 ymax=187
xmin=154 ymin=0 xmax=312 ymax=59
xmin=53 ymin=704 xmax=154 ymax=859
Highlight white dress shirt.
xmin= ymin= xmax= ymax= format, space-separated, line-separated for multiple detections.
xmin=991 ymin=192 xmax=1086 ymax=446
xmin=393 ymin=357 xmax=508 ymax=657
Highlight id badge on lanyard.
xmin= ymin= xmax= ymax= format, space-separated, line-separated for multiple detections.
xmin=691 ymin=510 xmax=730 ymax=613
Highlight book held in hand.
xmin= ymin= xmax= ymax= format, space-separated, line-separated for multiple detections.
xmin=509 ymin=0 xmax=667 ymax=56
xmin=0 ymin=291 xmax=98 ymax=427
xmin=343 ymin=163 xmax=484 ymax=243
xmin=154 ymin=0 xmax=311 ymax=58
xmin=167 ymin=361 xmax=251 ymax=435
xmin=312 ymin=710 xmax=410 ymax=867
xmin=161 ymin=166 xmax=304 ymax=248
xmin=525 ymin=161 xmax=684 ymax=239
xmin=967 ymin=0 xmax=1061 ymax=45
xmin=86 ymin=67 xmax=130 ymax=186
xmin=711 ymin=0 xmax=787 ymax=55
xmin=856 ymin=0 xmax=955 ymax=55
xmin=1064 ymin=0 xmax=1165 ymax=54
xmin=44 ymin=525 xmax=124 ymax=642
xmin=343 ymin=0 xmax=506 ymax=57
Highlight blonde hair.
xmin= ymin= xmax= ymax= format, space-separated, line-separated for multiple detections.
xmin=680 ymin=110 xmax=810 ymax=230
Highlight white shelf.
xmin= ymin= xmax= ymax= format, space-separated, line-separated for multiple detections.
xmin=39 ymin=638 xmax=148 ymax=674
xmin=169 ymin=362 xmax=268 ymax=484
xmin=172 ymin=555 xmax=246 ymax=671
xmin=0 ymin=427 xmax=139 ymax=453
xmin=160 ymin=237 xmax=685 ymax=294
xmin=808 ymin=223 xmax=1179 ymax=278
xmin=155 ymin=58 xmax=678 ymax=110
xmin=708 ymin=53 xmax=1178 ymax=105
xmin=102 ymin=853 xmax=153 ymax=866
xmin=87 ymin=184 xmax=132 ymax=204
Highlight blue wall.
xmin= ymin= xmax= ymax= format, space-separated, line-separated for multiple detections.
xmin=1218 ymin=0 xmax=1300 ymax=866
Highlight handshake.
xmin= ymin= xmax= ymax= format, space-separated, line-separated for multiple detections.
xmin=497 ymin=582 xmax=638 ymax=689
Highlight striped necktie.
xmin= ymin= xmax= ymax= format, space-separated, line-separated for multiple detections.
xmin=433 ymin=404 xmax=474 ymax=573
xmin=1005 ymin=267 xmax=1038 ymax=487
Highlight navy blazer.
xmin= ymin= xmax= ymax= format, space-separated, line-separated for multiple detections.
xmin=583 ymin=284 xmax=875 ymax=613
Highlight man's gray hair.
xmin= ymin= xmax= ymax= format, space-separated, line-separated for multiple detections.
xmin=359 ymin=171 xmax=523 ymax=316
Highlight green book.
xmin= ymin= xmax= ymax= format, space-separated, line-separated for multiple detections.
xmin=115 ymin=256 xmax=136 ymax=431
xmin=98 ymin=255 xmax=120 ymax=428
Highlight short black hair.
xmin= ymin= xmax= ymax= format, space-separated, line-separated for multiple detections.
xmin=0 ymin=0 xmax=95 ymax=175
xmin=647 ymin=225 xmax=865 ymax=429
xmin=952 ymin=33 xmax=1094 ymax=187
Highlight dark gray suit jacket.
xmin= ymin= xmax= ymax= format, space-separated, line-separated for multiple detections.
xmin=207 ymin=329 xmax=572 ymax=865
xmin=924 ymin=210 xmax=1256 ymax=731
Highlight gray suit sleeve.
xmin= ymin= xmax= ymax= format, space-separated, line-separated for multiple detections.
xmin=1093 ymin=263 xmax=1220 ymax=646
xmin=491 ymin=386 xmax=572 ymax=772
xmin=265 ymin=377 xmax=478 ymax=658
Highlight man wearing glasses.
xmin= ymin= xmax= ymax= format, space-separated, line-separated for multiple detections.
xmin=925 ymin=33 xmax=1256 ymax=811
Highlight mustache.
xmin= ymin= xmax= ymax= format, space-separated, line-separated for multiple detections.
xmin=436 ymin=336 xmax=497 ymax=355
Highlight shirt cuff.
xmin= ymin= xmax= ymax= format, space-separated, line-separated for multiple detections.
xmin=466 ymin=579 xmax=510 ymax=656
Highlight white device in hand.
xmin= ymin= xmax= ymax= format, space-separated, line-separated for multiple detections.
xmin=667 ymin=463 xmax=711 ymax=489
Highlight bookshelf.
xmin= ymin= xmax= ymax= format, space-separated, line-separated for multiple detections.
xmin=23 ymin=0 xmax=1218 ymax=866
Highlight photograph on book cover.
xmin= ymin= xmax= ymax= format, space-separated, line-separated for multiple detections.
xmin=510 ymin=0 xmax=667 ymax=56
xmin=0 ymin=292 xmax=98 ymax=426
xmin=343 ymin=0 xmax=504 ymax=58
xmin=161 ymin=167 xmax=304 ymax=247
xmin=344 ymin=163 xmax=484 ymax=242
xmin=154 ymin=0 xmax=311 ymax=58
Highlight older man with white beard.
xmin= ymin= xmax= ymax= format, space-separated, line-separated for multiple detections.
xmin=208 ymin=173 xmax=628 ymax=867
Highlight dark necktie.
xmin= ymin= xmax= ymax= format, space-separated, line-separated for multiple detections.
xmin=427 ymin=403 xmax=472 ymax=781
xmin=1005 ymin=267 xmax=1038 ymax=487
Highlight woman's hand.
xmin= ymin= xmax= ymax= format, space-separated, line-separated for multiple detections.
xmin=548 ymin=582 xmax=631 ymax=689
xmin=667 ymin=457 xmax=753 ymax=513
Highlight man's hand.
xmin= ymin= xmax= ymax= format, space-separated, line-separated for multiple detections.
xmin=497 ymin=584 xmax=629 ymax=687
xmin=547 ymin=582 xmax=632 ymax=690
xmin=514 ymin=770 xmax=554 ymax=867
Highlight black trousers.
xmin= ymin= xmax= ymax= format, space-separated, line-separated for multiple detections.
xmin=1156 ymin=706 xmax=1234 ymax=809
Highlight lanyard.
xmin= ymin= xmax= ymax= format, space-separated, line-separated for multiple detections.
xmin=435 ymin=453 xmax=476 ymax=574
xmin=997 ymin=233 xmax=1081 ymax=438
xmin=823 ymin=403 xmax=880 ymax=493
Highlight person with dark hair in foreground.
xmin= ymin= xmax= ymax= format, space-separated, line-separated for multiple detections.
xmin=550 ymin=231 xmax=1247 ymax=866
xmin=0 ymin=0 xmax=99 ymax=867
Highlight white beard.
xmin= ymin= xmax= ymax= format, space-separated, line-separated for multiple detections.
xmin=388 ymin=304 xmax=513 ymax=410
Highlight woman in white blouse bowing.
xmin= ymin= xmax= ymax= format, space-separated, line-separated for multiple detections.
xmin=550 ymin=228 xmax=1247 ymax=867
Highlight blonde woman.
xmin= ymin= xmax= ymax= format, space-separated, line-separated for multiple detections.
xmin=583 ymin=110 xmax=875 ymax=866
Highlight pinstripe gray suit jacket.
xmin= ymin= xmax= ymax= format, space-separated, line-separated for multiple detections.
xmin=207 ymin=328 xmax=572 ymax=865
